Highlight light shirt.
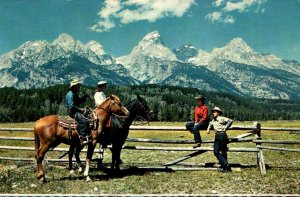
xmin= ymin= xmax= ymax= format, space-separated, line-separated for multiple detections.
xmin=94 ymin=91 xmax=106 ymax=107
xmin=207 ymin=116 xmax=233 ymax=133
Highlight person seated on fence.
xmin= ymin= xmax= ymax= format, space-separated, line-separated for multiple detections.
xmin=185 ymin=95 xmax=209 ymax=148
xmin=94 ymin=80 xmax=108 ymax=107
xmin=65 ymin=79 xmax=91 ymax=145
xmin=207 ymin=107 xmax=233 ymax=172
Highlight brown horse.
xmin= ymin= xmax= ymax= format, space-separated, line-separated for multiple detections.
xmin=34 ymin=95 xmax=129 ymax=183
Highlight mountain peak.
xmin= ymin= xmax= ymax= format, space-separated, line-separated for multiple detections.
xmin=141 ymin=31 xmax=162 ymax=44
xmin=225 ymin=37 xmax=253 ymax=53
xmin=85 ymin=40 xmax=105 ymax=55
xmin=52 ymin=33 xmax=76 ymax=48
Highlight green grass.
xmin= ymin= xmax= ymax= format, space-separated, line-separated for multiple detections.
xmin=0 ymin=121 xmax=299 ymax=194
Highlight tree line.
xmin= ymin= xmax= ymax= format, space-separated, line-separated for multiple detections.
xmin=0 ymin=84 xmax=300 ymax=123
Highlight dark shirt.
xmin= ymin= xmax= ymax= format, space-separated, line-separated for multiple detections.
xmin=65 ymin=90 xmax=86 ymax=116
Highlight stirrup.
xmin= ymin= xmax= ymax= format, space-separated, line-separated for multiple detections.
xmin=80 ymin=135 xmax=91 ymax=145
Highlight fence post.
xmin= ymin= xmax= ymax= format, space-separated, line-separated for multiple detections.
xmin=254 ymin=122 xmax=266 ymax=175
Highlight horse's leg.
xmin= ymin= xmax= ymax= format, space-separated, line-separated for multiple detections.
xmin=75 ymin=144 xmax=84 ymax=172
xmin=110 ymin=146 xmax=116 ymax=171
xmin=114 ymin=146 xmax=122 ymax=171
xmin=83 ymin=140 xmax=97 ymax=181
xmin=97 ymin=145 xmax=104 ymax=169
xmin=36 ymin=144 xmax=50 ymax=183
xmin=68 ymin=144 xmax=75 ymax=174
xmin=34 ymin=130 xmax=40 ymax=160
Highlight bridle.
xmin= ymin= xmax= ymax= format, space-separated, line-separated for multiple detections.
xmin=132 ymin=99 xmax=153 ymax=125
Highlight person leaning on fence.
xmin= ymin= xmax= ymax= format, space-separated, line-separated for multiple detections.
xmin=185 ymin=95 xmax=209 ymax=148
xmin=65 ymin=79 xmax=91 ymax=145
xmin=94 ymin=80 xmax=108 ymax=107
xmin=207 ymin=107 xmax=233 ymax=172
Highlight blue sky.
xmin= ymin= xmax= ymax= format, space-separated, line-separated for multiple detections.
xmin=1 ymin=0 xmax=300 ymax=61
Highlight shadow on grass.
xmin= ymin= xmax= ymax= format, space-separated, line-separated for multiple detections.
xmin=54 ymin=166 xmax=176 ymax=182
xmin=47 ymin=162 xmax=300 ymax=183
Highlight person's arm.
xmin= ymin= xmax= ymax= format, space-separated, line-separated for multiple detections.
xmin=199 ymin=107 xmax=208 ymax=123
xmin=94 ymin=92 xmax=101 ymax=106
xmin=206 ymin=121 xmax=212 ymax=134
xmin=66 ymin=93 xmax=83 ymax=113
xmin=222 ymin=117 xmax=233 ymax=132
xmin=194 ymin=106 xmax=198 ymax=123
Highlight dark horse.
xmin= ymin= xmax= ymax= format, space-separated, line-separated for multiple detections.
xmin=103 ymin=95 xmax=153 ymax=171
xmin=34 ymin=95 xmax=129 ymax=183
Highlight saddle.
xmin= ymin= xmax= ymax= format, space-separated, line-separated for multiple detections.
xmin=58 ymin=116 xmax=76 ymax=129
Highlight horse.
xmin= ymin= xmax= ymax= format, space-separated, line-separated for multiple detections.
xmin=102 ymin=95 xmax=154 ymax=171
xmin=34 ymin=95 xmax=129 ymax=183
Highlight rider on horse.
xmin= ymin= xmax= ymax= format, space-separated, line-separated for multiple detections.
xmin=65 ymin=79 xmax=91 ymax=145
xmin=94 ymin=80 xmax=108 ymax=107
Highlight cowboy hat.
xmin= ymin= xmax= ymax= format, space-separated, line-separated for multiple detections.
xmin=194 ymin=95 xmax=206 ymax=100
xmin=211 ymin=107 xmax=223 ymax=115
xmin=97 ymin=80 xmax=108 ymax=86
xmin=69 ymin=79 xmax=81 ymax=88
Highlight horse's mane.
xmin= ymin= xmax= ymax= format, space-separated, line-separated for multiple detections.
xmin=125 ymin=96 xmax=147 ymax=110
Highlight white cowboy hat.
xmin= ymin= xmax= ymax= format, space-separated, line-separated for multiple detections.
xmin=194 ymin=95 xmax=206 ymax=100
xmin=211 ymin=107 xmax=223 ymax=115
xmin=69 ymin=79 xmax=81 ymax=88
xmin=97 ymin=80 xmax=108 ymax=86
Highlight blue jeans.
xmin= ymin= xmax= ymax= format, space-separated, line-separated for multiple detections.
xmin=214 ymin=132 xmax=229 ymax=167
xmin=185 ymin=121 xmax=208 ymax=143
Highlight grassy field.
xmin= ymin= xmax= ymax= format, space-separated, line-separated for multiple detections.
xmin=0 ymin=121 xmax=299 ymax=195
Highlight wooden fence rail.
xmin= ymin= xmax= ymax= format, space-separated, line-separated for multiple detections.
xmin=1 ymin=125 xmax=300 ymax=132
xmin=0 ymin=123 xmax=300 ymax=175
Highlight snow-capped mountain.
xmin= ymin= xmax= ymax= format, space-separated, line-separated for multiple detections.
xmin=117 ymin=31 xmax=177 ymax=83
xmin=117 ymin=31 xmax=300 ymax=100
xmin=0 ymin=33 xmax=137 ymax=88
xmin=1 ymin=31 xmax=300 ymax=100
xmin=185 ymin=37 xmax=300 ymax=75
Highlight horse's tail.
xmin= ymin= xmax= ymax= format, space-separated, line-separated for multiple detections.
xmin=34 ymin=123 xmax=40 ymax=160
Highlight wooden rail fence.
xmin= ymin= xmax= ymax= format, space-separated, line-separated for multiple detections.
xmin=0 ymin=122 xmax=299 ymax=175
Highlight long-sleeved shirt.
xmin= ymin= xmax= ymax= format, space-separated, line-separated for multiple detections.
xmin=65 ymin=91 xmax=86 ymax=116
xmin=94 ymin=91 xmax=106 ymax=107
xmin=207 ymin=116 xmax=233 ymax=133
xmin=194 ymin=105 xmax=208 ymax=124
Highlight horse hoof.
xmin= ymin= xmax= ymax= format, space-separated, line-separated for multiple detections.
xmin=78 ymin=167 xmax=83 ymax=172
xmin=39 ymin=177 xmax=47 ymax=183
xmin=69 ymin=169 xmax=75 ymax=174
xmin=86 ymin=176 xmax=92 ymax=182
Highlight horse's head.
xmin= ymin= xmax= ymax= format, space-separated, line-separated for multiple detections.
xmin=104 ymin=95 xmax=129 ymax=116
xmin=135 ymin=95 xmax=155 ymax=121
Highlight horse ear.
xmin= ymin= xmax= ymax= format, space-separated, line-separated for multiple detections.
xmin=137 ymin=94 xmax=142 ymax=101
xmin=109 ymin=94 xmax=114 ymax=99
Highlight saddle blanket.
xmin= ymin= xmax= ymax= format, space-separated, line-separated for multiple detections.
xmin=58 ymin=116 xmax=76 ymax=129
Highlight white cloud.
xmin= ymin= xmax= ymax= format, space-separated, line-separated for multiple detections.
xmin=207 ymin=0 xmax=267 ymax=24
xmin=205 ymin=12 xmax=235 ymax=24
xmin=223 ymin=0 xmax=267 ymax=13
xmin=90 ymin=0 xmax=195 ymax=32
xmin=205 ymin=12 xmax=222 ymax=23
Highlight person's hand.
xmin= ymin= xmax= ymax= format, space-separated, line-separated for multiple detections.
xmin=79 ymin=108 xmax=84 ymax=114
xmin=206 ymin=129 xmax=210 ymax=134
